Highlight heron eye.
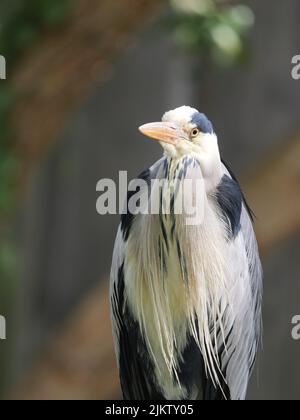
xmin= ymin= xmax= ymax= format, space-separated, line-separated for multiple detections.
xmin=191 ymin=128 xmax=200 ymax=138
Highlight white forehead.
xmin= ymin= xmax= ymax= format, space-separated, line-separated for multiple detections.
xmin=162 ymin=106 xmax=198 ymax=125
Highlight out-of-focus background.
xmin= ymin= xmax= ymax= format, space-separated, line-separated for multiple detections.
xmin=0 ymin=0 xmax=299 ymax=401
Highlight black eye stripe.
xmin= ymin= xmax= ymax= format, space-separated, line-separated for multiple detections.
xmin=190 ymin=112 xmax=214 ymax=134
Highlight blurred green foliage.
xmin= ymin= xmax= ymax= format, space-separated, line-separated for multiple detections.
xmin=0 ymin=237 xmax=19 ymax=395
xmin=0 ymin=0 xmax=73 ymax=65
xmin=168 ymin=0 xmax=255 ymax=67
xmin=0 ymin=0 xmax=73 ymax=216
xmin=0 ymin=85 xmax=16 ymax=214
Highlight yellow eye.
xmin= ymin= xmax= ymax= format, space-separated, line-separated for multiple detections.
xmin=191 ymin=128 xmax=200 ymax=138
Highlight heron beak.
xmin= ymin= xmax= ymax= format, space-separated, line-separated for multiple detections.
xmin=139 ymin=122 xmax=183 ymax=146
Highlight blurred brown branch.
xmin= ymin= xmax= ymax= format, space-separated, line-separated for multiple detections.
xmin=12 ymin=0 xmax=164 ymax=187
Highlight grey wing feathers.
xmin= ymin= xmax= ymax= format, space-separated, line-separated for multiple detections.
xmin=220 ymin=162 xmax=263 ymax=400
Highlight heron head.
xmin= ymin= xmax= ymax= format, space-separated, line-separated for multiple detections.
xmin=139 ymin=106 xmax=219 ymax=161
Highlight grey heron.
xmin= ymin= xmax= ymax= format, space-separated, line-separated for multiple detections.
xmin=110 ymin=106 xmax=262 ymax=400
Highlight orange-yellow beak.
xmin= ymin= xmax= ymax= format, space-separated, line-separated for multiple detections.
xmin=139 ymin=122 xmax=184 ymax=146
